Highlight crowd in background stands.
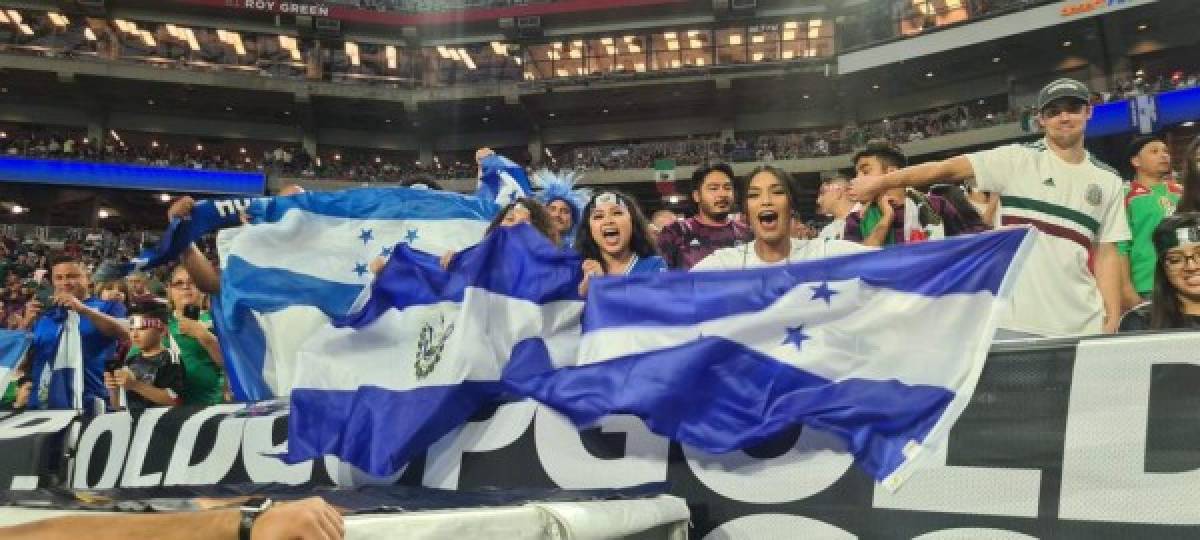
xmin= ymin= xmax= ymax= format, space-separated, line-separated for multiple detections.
xmin=553 ymin=101 xmax=1014 ymax=170
xmin=4 ymin=69 xmax=1197 ymax=182
xmin=1104 ymin=70 xmax=1200 ymax=102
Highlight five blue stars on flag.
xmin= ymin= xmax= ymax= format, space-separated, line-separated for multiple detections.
xmin=358 ymin=229 xmax=374 ymax=245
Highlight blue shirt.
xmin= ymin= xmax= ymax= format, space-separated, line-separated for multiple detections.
xmin=629 ymin=255 xmax=666 ymax=274
xmin=27 ymin=297 xmax=126 ymax=409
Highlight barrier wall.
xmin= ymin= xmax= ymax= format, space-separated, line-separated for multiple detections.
xmin=2 ymin=332 xmax=1199 ymax=538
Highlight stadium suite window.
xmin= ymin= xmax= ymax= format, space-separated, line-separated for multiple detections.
xmin=899 ymin=0 xmax=970 ymax=36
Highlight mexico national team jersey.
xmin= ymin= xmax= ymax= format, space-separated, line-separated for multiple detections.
xmin=967 ymin=140 xmax=1130 ymax=337
xmin=1119 ymin=180 xmax=1181 ymax=294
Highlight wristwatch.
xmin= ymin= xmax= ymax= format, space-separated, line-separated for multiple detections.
xmin=238 ymin=497 xmax=274 ymax=540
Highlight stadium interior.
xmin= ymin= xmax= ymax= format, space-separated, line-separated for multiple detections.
xmin=0 ymin=0 xmax=1196 ymax=234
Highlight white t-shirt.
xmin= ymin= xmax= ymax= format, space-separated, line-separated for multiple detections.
xmin=818 ymin=218 xmax=846 ymax=241
xmin=966 ymin=139 xmax=1130 ymax=337
xmin=692 ymin=237 xmax=871 ymax=271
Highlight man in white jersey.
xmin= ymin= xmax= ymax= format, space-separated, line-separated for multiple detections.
xmin=849 ymin=78 xmax=1130 ymax=336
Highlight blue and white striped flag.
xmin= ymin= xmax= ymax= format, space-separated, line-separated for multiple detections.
xmin=476 ymin=153 xmax=533 ymax=206
xmin=285 ymin=224 xmax=583 ymax=473
xmin=214 ymin=187 xmax=500 ymax=400
xmin=522 ymin=227 xmax=1033 ymax=489
xmin=283 ymin=225 xmax=1031 ymax=487
xmin=0 ymin=329 xmax=32 ymax=389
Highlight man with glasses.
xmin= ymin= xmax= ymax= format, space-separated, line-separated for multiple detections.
xmin=850 ymin=78 xmax=1130 ymax=337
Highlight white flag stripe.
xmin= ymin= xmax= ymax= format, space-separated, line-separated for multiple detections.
xmin=256 ymin=306 xmax=331 ymax=396
xmin=581 ymin=281 xmax=994 ymax=388
xmin=291 ymin=289 xmax=583 ymax=394
xmin=230 ymin=212 xmax=488 ymax=284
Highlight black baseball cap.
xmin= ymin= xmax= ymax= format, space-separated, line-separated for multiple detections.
xmin=1036 ymin=78 xmax=1091 ymax=111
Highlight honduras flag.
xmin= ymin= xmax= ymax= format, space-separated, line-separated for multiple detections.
xmin=518 ymin=227 xmax=1033 ymax=489
xmin=285 ymin=224 xmax=583 ymax=474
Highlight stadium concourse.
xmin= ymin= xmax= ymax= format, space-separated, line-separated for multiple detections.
xmin=1 ymin=0 xmax=1200 ymax=538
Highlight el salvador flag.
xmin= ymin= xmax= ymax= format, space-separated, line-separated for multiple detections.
xmin=285 ymin=224 xmax=583 ymax=473
xmin=213 ymin=187 xmax=501 ymax=401
xmin=126 ymin=154 xmax=532 ymax=401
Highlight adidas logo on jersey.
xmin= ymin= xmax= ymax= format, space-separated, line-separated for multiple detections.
xmin=689 ymin=238 xmax=701 ymax=246
xmin=1043 ymin=177 xmax=1056 ymax=187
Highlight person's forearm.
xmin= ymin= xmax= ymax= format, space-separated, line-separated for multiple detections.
xmin=127 ymin=380 xmax=178 ymax=407
xmin=1118 ymin=255 xmax=1143 ymax=310
xmin=1095 ymin=247 xmax=1125 ymax=328
xmin=198 ymin=333 xmax=225 ymax=368
xmin=79 ymin=305 xmax=129 ymax=342
xmin=881 ymin=158 xmax=971 ymax=191
xmin=181 ymin=244 xmax=221 ymax=294
xmin=1 ymin=509 xmax=239 ymax=540
xmin=863 ymin=222 xmax=890 ymax=247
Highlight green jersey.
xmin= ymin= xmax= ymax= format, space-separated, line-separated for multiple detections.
xmin=130 ymin=311 xmax=224 ymax=406
xmin=1118 ymin=180 xmax=1181 ymax=294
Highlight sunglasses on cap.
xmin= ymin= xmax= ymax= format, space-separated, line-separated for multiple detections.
xmin=129 ymin=315 xmax=165 ymax=331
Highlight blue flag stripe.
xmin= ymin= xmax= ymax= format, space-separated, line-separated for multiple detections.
xmin=287 ymin=382 xmax=505 ymax=476
xmin=583 ymin=228 xmax=1028 ymax=332
xmin=256 ymin=187 xmax=499 ymax=223
xmin=0 ymin=330 xmax=31 ymax=371
xmin=338 ymin=225 xmax=582 ymax=329
xmin=506 ymin=335 xmax=952 ymax=481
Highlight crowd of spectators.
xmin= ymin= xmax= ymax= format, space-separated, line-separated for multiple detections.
xmin=0 ymin=227 xmax=228 ymax=411
xmin=1104 ymin=69 xmax=1200 ymax=102
xmin=0 ymin=68 xmax=1191 ymax=186
xmin=552 ymin=101 xmax=1014 ymax=170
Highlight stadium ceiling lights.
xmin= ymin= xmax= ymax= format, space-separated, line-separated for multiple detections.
xmin=385 ymin=45 xmax=398 ymax=70
xmin=18 ymin=23 xmax=32 ymax=35
xmin=490 ymin=41 xmax=507 ymax=56
xmin=729 ymin=34 xmax=742 ymax=46
xmin=10 ymin=204 xmax=24 ymax=215
xmin=216 ymin=29 xmax=246 ymax=56
xmin=4 ymin=10 xmax=20 ymax=24
xmin=459 ymin=49 xmax=476 ymax=70
xmin=84 ymin=27 xmax=96 ymax=41
xmin=345 ymin=42 xmax=360 ymax=66
xmin=279 ymin=35 xmax=302 ymax=62
xmin=47 ymin=12 xmax=69 ymax=28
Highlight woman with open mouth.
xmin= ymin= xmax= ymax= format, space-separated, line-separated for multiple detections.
xmin=693 ymin=166 xmax=870 ymax=270
xmin=576 ymin=191 xmax=665 ymax=296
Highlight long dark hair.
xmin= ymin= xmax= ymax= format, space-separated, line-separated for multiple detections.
xmin=930 ymin=184 xmax=983 ymax=224
xmin=738 ymin=165 xmax=802 ymax=220
xmin=1176 ymin=137 xmax=1200 ymax=212
xmin=1149 ymin=212 xmax=1200 ymax=328
xmin=574 ymin=190 xmax=659 ymax=273
xmin=486 ymin=197 xmax=559 ymax=245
